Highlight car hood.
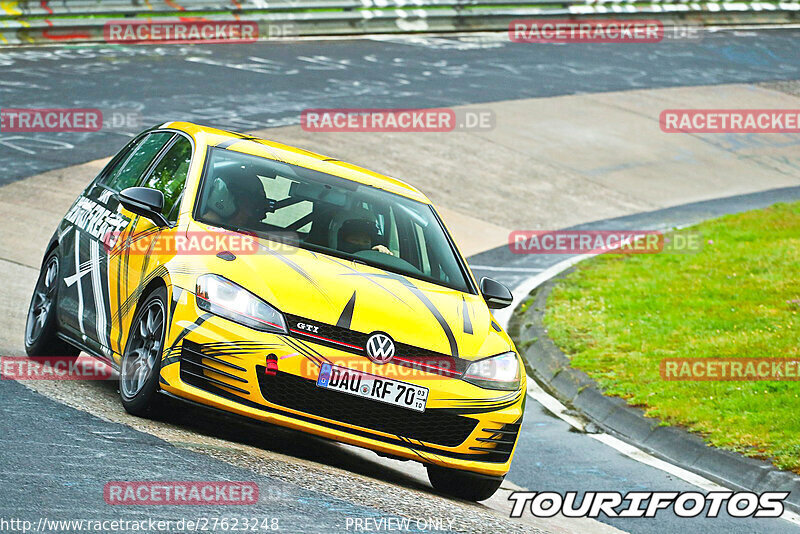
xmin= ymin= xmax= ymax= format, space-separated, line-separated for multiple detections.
xmin=204 ymin=231 xmax=512 ymax=362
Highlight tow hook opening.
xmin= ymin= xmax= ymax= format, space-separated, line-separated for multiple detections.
xmin=264 ymin=353 xmax=278 ymax=376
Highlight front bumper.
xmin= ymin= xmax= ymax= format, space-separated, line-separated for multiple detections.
xmin=159 ymin=289 xmax=525 ymax=477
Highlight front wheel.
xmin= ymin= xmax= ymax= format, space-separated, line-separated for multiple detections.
xmin=426 ymin=465 xmax=504 ymax=501
xmin=24 ymin=251 xmax=80 ymax=358
xmin=120 ymin=286 xmax=167 ymax=417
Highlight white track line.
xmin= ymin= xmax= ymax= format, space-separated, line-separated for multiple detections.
xmin=469 ymin=265 xmax=545 ymax=272
xmin=493 ymin=254 xmax=590 ymax=328
xmin=497 ymin=255 xmax=800 ymax=526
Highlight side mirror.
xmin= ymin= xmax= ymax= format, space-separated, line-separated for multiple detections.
xmin=480 ymin=277 xmax=513 ymax=309
xmin=119 ymin=187 xmax=168 ymax=227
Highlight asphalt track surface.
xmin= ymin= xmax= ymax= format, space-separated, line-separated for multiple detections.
xmin=1 ymin=31 xmax=799 ymax=533
xmin=2 ymin=380 xmax=442 ymax=534
xmin=1 ymin=28 xmax=800 ymax=183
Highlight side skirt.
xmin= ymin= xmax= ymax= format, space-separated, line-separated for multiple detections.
xmin=56 ymin=331 xmax=120 ymax=372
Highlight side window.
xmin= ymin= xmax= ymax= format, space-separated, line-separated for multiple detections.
xmin=102 ymin=132 xmax=174 ymax=192
xmin=141 ymin=136 xmax=192 ymax=223
xmin=97 ymin=139 xmax=140 ymax=187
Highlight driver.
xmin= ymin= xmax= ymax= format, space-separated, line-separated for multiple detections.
xmin=338 ymin=219 xmax=393 ymax=256
xmin=202 ymin=164 xmax=268 ymax=228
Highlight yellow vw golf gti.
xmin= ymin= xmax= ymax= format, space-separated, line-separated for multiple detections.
xmin=24 ymin=122 xmax=525 ymax=501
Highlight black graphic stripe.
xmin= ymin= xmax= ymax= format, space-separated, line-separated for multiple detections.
xmin=292 ymin=338 xmax=332 ymax=363
xmin=254 ymin=241 xmax=332 ymax=305
xmin=336 ymin=291 xmax=357 ymax=329
xmin=367 ymin=273 xmax=459 ymax=359
xmin=333 ymin=266 xmax=414 ymax=309
xmin=117 ymin=216 xmax=139 ymax=352
xmin=113 ymin=265 xmax=168 ymax=325
xmin=166 ymin=312 xmax=214 ymax=354
xmin=216 ymin=138 xmax=241 ymax=149
xmin=107 ymin=226 xmax=162 ymax=259
xmin=283 ymin=337 xmax=324 ymax=366
xmin=339 ymin=271 xmax=459 ymax=358
xmin=462 ymin=296 xmax=473 ymax=335
xmin=168 ymin=287 xmax=183 ymax=339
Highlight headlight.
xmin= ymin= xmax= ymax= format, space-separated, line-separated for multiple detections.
xmin=463 ymin=352 xmax=521 ymax=391
xmin=195 ymin=274 xmax=287 ymax=334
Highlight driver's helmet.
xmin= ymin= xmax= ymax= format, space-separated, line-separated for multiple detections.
xmin=338 ymin=218 xmax=380 ymax=254
xmin=206 ymin=164 xmax=267 ymax=221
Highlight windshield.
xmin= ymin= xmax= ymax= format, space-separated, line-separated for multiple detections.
xmin=195 ymin=147 xmax=473 ymax=293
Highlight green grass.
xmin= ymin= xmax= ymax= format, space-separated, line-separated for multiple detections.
xmin=542 ymin=202 xmax=800 ymax=472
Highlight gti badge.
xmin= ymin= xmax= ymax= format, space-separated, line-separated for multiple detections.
xmin=365 ymin=332 xmax=395 ymax=365
xmin=296 ymin=322 xmax=319 ymax=334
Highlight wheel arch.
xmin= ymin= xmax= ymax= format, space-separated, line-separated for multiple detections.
xmin=41 ymin=234 xmax=59 ymax=268
xmin=125 ymin=274 xmax=171 ymax=348
xmin=139 ymin=275 xmax=169 ymax=304
xmin=118 ymin=273 xmax=171 ymax=415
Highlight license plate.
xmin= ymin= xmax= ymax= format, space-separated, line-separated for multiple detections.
xmin=316 ymin=363 xmax=428 ymax=413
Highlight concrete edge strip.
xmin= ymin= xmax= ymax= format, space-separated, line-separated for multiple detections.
xmin=499 ymin=229 xmax=800 ymax=522
xmin=1 ymin=7 xmax=799 ymax=45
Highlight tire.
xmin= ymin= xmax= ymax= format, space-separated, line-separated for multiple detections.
xmin=426 ymin=464 xmax=504 ymax=501
xmin=24 ymin=251 xmax=80 ymax=358
xmin=119 ymin=286 xmax=167 ymax=417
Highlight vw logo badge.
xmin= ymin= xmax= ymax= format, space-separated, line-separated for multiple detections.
xmin=365 ymin=332 xmax=395 ymax=364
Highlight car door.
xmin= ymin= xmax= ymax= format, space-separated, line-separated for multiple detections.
xmin=107 ymin=133 xmax=193 ymax=362
xmin=57 ymin=131 xmax=175 ymax=360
